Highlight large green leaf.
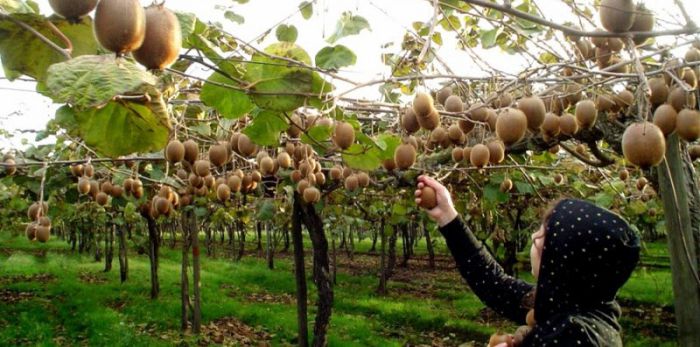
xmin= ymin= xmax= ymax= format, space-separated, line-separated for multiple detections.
xmin=299 ymin=1 xmax=313 ymax=20
xmin=315 ymin=45 xmax=356 ymax=69
xmin=242 ymin=110 xmax=289 ymax=146
xmin=56 ymin=102 xmax=170 ymax=157
xmin=46 ymin=55 xmax=156 ymax=108
xmin=0 ymin=13 xmax=98 ymax=81
xmin=342 ymin=144 xmax=381 ymax=171
xmin=326 ymin=12 xmax=371 ymax=44
xmin=374 ymin=134 xmax=400 ymax=161
xmin=276 ymin=24 xmax=298 ymax=43
xmin=200 ymin=71 xmax=255 ymax=119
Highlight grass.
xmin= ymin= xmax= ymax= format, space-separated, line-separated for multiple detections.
xmin=0 ymin=231 xmax=677 ymax=346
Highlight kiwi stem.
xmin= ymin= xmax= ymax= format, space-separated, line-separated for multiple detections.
xmin=45 ymin=21 xmax=73 ymax=55
xmin=0 ymin=13 xmax=71 ymax=60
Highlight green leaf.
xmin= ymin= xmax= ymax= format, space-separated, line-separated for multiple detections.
xmin=0 ymin=14 xmax=99 ymax=81
xmin=276 ymin=24 xmax=298 ymax=43
xmin=242 ymin=110 xmax=289 ymax=146
xmin=46 ymin=55 xmax=156 ymax=108
xmin=60 ymin=102 xmax=170 ymax=157
xmin=315 ymin=45 xmax=357 ymax=70
xmin=0 ymin=0 xmax=36 ymax=13
xmin=480 ymin=27 xmax=500 ymax=49
xmin=174 ymin=11 xmax=197 ymax=39
xmin=326 ymin=12 xmax=371 ymax=44
xmin=200 ymin=71 xmax=255 ymax=119
xmin=342 ymin=144 xmax=381 ymax=171
xmin=483 ymin=185 xmax=509 ymax=204
xmin=224 ymin=11 xmax=245 ymax=24
xmin=301 ymin=125 xmax=333 ymax=144
xmin=299 ymin=1 xmax=313 ymax=20
xmin=375 ymin=134 xmax=400 ymax=161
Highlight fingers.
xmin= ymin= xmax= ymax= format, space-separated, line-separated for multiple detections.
xmin=419 ymin=175 xmax=445 ymax=192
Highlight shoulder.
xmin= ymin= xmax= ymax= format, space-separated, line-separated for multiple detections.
xmin=526 ymin=314 xmax=622 ymax=347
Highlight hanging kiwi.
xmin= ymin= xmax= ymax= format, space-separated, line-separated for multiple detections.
xmin=357 ymin=172 xmax=370 ymax=187
xmin=344 ymin=175 xmax=359 ymax=192
xmin=559 ymin=113 xmax=579 ymax=136
xmin=436 ymin=87 xmax=453 ymax=106
xmin=541 ymin=113 xmax=561 ymax=137
xmin=94 ymin=0 xmax=146 ymax=55
xmin=622 ymin=122 xmax=666 ymax=168
xmin=182 ymin=139 xmax=198 ymax=164
xmin=394 ymin=143 xmax=417 ymax=170
xmin=417 ymin=109 xmax=440 ymax=130
xmin=413 ymin=92 xmax=435 ymax=117
xmin=668 ymin=87 xmax=697 ymax=112
xmin=648 ymin=78 xmax=669 ymax=106
xmin=133 ymin=5 xmax=182 ymax=70
xmin=217 ymin=184 xmax=231 ymax=202
xmin=451 ymin=148 xmax=464 ymax=163
xmin=227 ymin=175 xmax=242 ymax=192
xmin=401 ymin=108 xmax=420 ymax=134
xmin=575 ymin=100 xmax=597 ymax=129
xmin=517 ymin=97 xmax=546 ymax=131
xmin=500 ymin=178 xmax=513 ymax=193
xmin=329 ymin=166 xmax=342 ymax=180
xmin=599 ymin=0 xmax=636 ymax=33
xmin=333 ymin=122 xmax=355 ymax=150
xmin=630 ymin=4 xmax=654 ymax=44
xmin=49 ymin=0 xmax=98 ymax=22
xmin=208 ymin=143 xmax=229 ymax=167
xmin=194 ymin=160 xmax=211 ymax=177
xmin=495 ymin=108 xmax=528 ymax=146
xmin=676 ymin=109 xmax=700 ymax=142
xmin=470 ymin=144 xmax=490 ymax=168
xmin=444 ymin=95 xmax=464 ymax=113
xmin=448 ymin=124 xmax=464 ymax=145
xmin=619 ymin=168 xmax=629 ymax=181
xmin=237 ymin=134 xmax=258 ymax=157
xmin=652 ymin=104 xmax=678 ymax=136
xmin=486 ymin=141 xmax=505 ymax=164
xmin=165 ymin=140 xmax=185 ymax=163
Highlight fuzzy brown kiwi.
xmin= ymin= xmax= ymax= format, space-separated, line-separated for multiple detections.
xmin=689 ymin=145 xmax=700 ymax=161
xmin=595 ymin=94 xmax=615 ymax=112
xmin=277 ymin=152 xmax=292 ymax=169
xmin=430 ymin=127 xmax=448 ymax=146
xmin=417 ymin=109 xmax=440 ymax=130
xmin=216 ymin=184 xmax=231 ymax=202
xmin=303 ymin=187 xmax=321 ymax=203
xmin=27 ymin=202 xmax=48 ymax=221
xmin=619 ymin=168 xmax=629 ymax=181
xmin=123 ymin=178 xmax=134 ymax=192
xmin=286 ymin=114 xmax=302 ymax=138
xmin=608 ymin=56 xmax=629 ymax=74
xmin=35 ymin=225 xmax=50 ymax=243
xmin=383 ymin=159 xmax=396 ymax=171
xmin=418 ymin=186 xmax=437 ymax=209
xmin=458 ymin=119 xmax=475 ymax=135
xmin=227 ymin=175 xmax=242 ymax=192
xmin=357 ymin=172 xmax=370 ymax=187
xmin=260 ymin=156 xmax=275 ymax=175
xmin=183 ymin=139 xmax=198 ymax=163
xmin=26 ymin=223 xmax=37 ymax=241
xmin=237 ymin=134 xmax=258 ymax=157
xmin=444 ymin=95 xmax=464 ymax=113
xmin=575 ymin=99 xmax=597 ymax=129
xmin=189 ymin=173 xmax=204 ymax=188
xmin=686 ymin=48 xmax=700 ymax=62
xmin=70 ymin=164 xmax=84 ymax=177
xmin=100 ymin=181 xmax=113 ymax=194
xmin=682 ymin=68 xmax=697 ymax=89
xmin=500 ymin=178 xmax=513 ymax=193
xmin=49 ymin=0 xmax=97 ymax=21
xmin=94 ymin=0 xmax=146 ymax=55
xmin=497 ymin=93 xmax=514 ymax=108
xmin=436 ymin=87 xmax=453 ymax=106
xmin=111 ymin=185 xmax=124 ymax=198
xmin=133 ymin=185 xmax=144 ymax=199
xmin=451 ymin=147 xmax=464 ymax=163
xmin=333 ymin=122 xmax=355 ymax=150
xmin=401 ymin=108 xmax=421 ymax=134
xmin=649 ymin=78 xmax=669 ymax=106
xmin=676 ymin=109 xmax=700 ymax=142
xmin=78 ymin=177 xmax=91 ymax=195
xmin=564 ymin=85 xmax=583 ymax=105
xmin=554 ymin=173 xmax=564 ymax=185
xmin=251 ymin=171 xmax=262 ymax=183
xmin=448 ymin=124 xmax=464 ymax=144
xmin=486 ymin=141 xmax=505 ymax=164
xmin=462 ymin=147 xmax=472 ymax=164
xmin=622 ymin=122 xmax=666 ymax=168
xmin=615 ymin=90 xmax=635 ymax=110
xmin=470 ymin=144 xmax=490 ymax=168
xmin=194 ymin=160 xmax=211 ymax=177
xmin=241 ymin=174 xmax=254 ymax=192
xmin=153 ymin=197 xmax=169 ymax=215
xmin=96 ymin=191 xmax=109 ymax=206
xmin=165 ymin=140 xmax=185 ymax=163
xmin=599 ymin=0 xmax=636 ymax=33
xmin=413 ymin=92 xmax=435 ymax=117
xmin=596 ymin=47 xmax=612 ymax=68
xmin=486 ymin=109 xmax=499 ymax=132
xmin=315 ymin=172 xmax=326 ymax=186
xmin=3 ymin=158 xmax=16 ymax=175
xmin=549 ymin=145 xmax=560 ymax=154
xmin=469 ymin=103 xmax=490 ymax=122
xmin=495 ymin=108 xmax=528 ymax=145
xmin=83 ymin=163 xmax=94 ymax=177
xmin=330 ymin=166 xmax=342 ymax=180
xmin=342 ymin=167 xmax=353 ymax=179
xmin=668 ymin=87 xmax=697 ymax=112
xmin=559 ymin=113 xmax=579 ymax=136
xmin=591 ymin=30 xmax=609 ymax=48
xmin=204 ymin=175 xmax=216 ymax=188
xmin=652 ymin=104 xmax=678 ymax=136
xmin=630 ymin=4 xmax=654 ymax=44
xmin=344 ymin=175 xmax=359 ymax=191
xmin=636 ymin=177 xmax=648 ymax=191
xmin=607 ymin=38 xmax=624 ymax=52
xmin=394 ymin=143 xmax=417 ymax=170
xmin=133 ymin=5 xmax=182 ymax=70
xmin=574 ymin=39 xmax=590 ymax=60
xmin=208 ymin=143 xmax=229 ymax=167
xmin=541 ymin=113 xmax=561 ymax=137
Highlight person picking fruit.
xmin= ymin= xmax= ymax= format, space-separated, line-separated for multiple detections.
xmin=415 ymin=175 xmax=640 ymax=346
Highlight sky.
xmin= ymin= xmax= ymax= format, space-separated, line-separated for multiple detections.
xmin=1 ymin=0 xmax=699 ymax=150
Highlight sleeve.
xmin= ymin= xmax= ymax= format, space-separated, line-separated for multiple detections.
xmin=439 ymin=216 xmax=535 ymax=324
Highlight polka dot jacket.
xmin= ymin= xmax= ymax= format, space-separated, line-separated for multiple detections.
xmin=439 ymin=199 xmax=640 ymax=346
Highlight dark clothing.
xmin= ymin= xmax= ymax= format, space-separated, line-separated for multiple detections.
xmin=439 ymin=199 xmax=640 ymax=346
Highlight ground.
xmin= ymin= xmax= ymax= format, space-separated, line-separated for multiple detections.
xmin=0 ymin=232 xmax=676 ymax=346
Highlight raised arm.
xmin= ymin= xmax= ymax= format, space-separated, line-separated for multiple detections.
xmin=416 ymin=176 xmax=534 ymax=324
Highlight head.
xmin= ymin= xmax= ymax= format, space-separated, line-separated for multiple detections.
xmin=530 ymin=199 xmax=561 ymax=278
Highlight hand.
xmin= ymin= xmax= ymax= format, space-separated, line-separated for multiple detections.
xmin=414 ymin=175 xmax=458 ymax=227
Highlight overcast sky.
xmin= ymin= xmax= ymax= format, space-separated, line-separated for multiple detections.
xmin=1 ymin=0 xmax=699 ymax=149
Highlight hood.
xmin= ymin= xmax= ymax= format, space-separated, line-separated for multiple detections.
xmin=534 ymin=199 xmax=640 ymax=322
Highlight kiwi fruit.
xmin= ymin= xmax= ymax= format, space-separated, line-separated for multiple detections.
xmin=418 ymin=186 xmax=437 ymax=209
xmin=486 ymin=141 xmax=505 ymax=164
xmin=27 ymin=202 xmax=48 ymax=221
xmin=94 ymin=0 xmax=146 ymax=55
xmin=619 ymin=168 xmax=629 ymax=181
xmin=574 ymin=100 xmax=597 ymax=129
xmin=111 ymin=185 xmax=124 ymax=198
xmin=237 ymin=134 xmax=258 ymax=157
xmin=277 ymin=152 xmax=292 ymax=169
xmin=357 ymin=172 xmax=370 ymax=187
xmin=652 ymin=104 xmax=678 ymax=136
xmin=417 ymin=109 xmax=440 ymax=130
xmin=158 ymin=185 xmax=173 ymax=200
xmin=303 ymin=187 xmax=321 ymax=204
xmin=251 ymin=170 xmax=262 ymax=183
xmin=500 ymin=178 xmax=513 ymax=193
xmin=401 ymin=108 xmax=421 ymax=134
xmin=227 ymin=175 xmax=242 ymax=192
xmin=152 ymin=197 xmax=169 ymax=215
xmin=682 ymin=68 xmax=698 ymax=89
xmin=486 ymin=110 xmax=499 ymax=131
xmin=591 ymin=31 xmax=609 ymax=48
xmin=549 ymin=145 xmax=560 ymax=154
xmin=206 ymin=143 xmax=227 ymax=167
xmin=194 ymin=160 xmax=211 ymax=177
xmin=165 ymin=140 xmax=185 ymax=163
xmin=181 ymin=139 xmax=198 ymax=163
xmin=96 ymin=192 xmax=109 ymax=206
xmin=437 ymin=87 xmax=453 ymax=106
xmin=553 ymin=173 xmax=565 ymax=185
xmin=345 ymin=175 xmax=359 ymax=191
xmin=315 ymin=172 xmax=326 ymax=186
xmin=686 ymin=48 xmax=700 ymax=63
xmin=100 ymin=181 xmax=113 ymax=194
xmin=123 ymin=178 xmax=134 ymax=192
xmin=287 ymin=114 xmax=303 ymax=138
xmin=607 ymin=38 xmax=624 ymax=52
xmin=622 ymin=122 xmax=666 ymax=168
xmin=469 ymin=104 xmax=490 ymax=122
xmin=257 ymin=156 xmax=274 ymax=175
xmin=462 ymin=147 xmax=472 ymax=163
xmin=342 ymin=167 xmax=353 ymax=179
xmin=649 ymin=78 xmax=669 ymax=106
xmin=559 ymin=113 xmax=579 ymax=136
xmin=574 ymin=39 xmax=590 ymax=60
xmin=676 ymin=109 xmax=700 ymax=142
xmin=204 ymin=175 xmax=216 ymax=188
xmin=35 ymin=225 xmax=50 ymax=243
xmin=630 ymin=4 xmax=654 ymax=44
xmin=78 ymin=177 xmax=91 ymax=195
xmin=241 ymin=174 xmax=254 ymax=192
xmin=49 ymin=0 xmax=97 ymax=21
xmin=216 ymin=184 xmax=231 ymax=202
xmin=189 ymin=173 xmax=203 ymax=188
xmin=133 ymin=185 xmax=144 ymax=199
xmin=470 ymin=144 xmax=490 ymax=168
xmin=689 ymin=145 xmax=700 ymax=161
xmin=668 ymin=88 xmax=697 ymax=112
xmin=83 ymin=163 xmax=94 ymax=177
xmin=495 ymin=108 xmax=528 ymax=145
xmin=333 ymin=122 xmax=355 ymax=150
xmin=451 ymin=147 xmax=464 ymax=163
xmin=382 ymin=159 xmax=396 ymax=171
xmin=133 ymin=5 xmax=182 ymax=69
xmin=26 ymin=223 xmax=37 ymax=241
xmin=517 ymin=97 xmax=546 ymax=131
xmin=614 ymin=90 xmax=635 ymax=110
xmin=430 ymin=127 xmax=448 ymax=146
xmin=394 ymin=143 xmax=417 ymax=170
xmin=496 ymin=92 xmax=514 ymax=108
xmin=541 ymin=113 xmax=561 ymax=137
xmin=595 ymin=94 xmax=615 ymax=112
xmin=600 ymin=0 xmax=635 ymax=33
xmin=444 ymin=95 xmax=464 ymax=113
xmin=636 ymin=177 xmax=648 ymax=191
xmin=458 ymin=119 xmax=475 ymax=135
xmin=413 ymin=92 xmax=435 ymax=117
xmin=329 ymin=166 xmax=342 ymax=180
xmin=70 ymin=164 xmax=84 ymax=177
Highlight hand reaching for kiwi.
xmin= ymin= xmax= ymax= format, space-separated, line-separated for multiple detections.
xmin=414 ymin=176 xmax=459 ymax=227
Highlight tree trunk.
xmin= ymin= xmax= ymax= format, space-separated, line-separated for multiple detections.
xmin=424 ymin=220 xmax=435 ymax=270
xmin=104 ymin=224 xmax=113 ymax=272
xmin=237 ymin=221 xmax=246 ymax=261
xmin=295 ymin=193 xmax=332 ymax=347
xmin=331 ymin=232 xmax=337 ymax=285
xmin=347 ymin=226 xmax=354 ymax=261
xmin=191 ymin=214 xmax=202 ymax=334
xmin=284 ymin=222 xmax=291 ymax=252
xmin=377 ymin=218 xmax=387 ymax=295
xmin=266 ymin=223 xmax=274 ymax=269
xmin=256 ymin=222 xmax=263 ymax=256
xmin=117 ymin=224 xmax=129 ymax=283
xmin=181 ymin=213 xmax=191 ymax=331
xmin=205 ymin=226 xmax=213 ymax=257
xmin=387 ymin=226 xmax=398 ymax=277
xmin=291 ymin=199 xmax=309 ymax=347
xmin=657 ymin=134 xmax=700 ymax=347
xmin=94 ymin=230 xmax=101 ymax=262
xmin=145 ymin=215 xmax=160 ymax=299
xmin=369 ymin=228 xmax=378 ymax=253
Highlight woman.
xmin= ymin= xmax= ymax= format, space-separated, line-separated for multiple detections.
xmin=415 ymin=176 xmax=640 ymax=346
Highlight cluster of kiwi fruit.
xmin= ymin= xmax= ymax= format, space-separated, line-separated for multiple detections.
xmin=2 ymin=152 xmax=16 ymax=176
xmin=25 ymin=201 xmax=50 ymax=243
xmin=71 ymin=162 xmax=128 ymax=205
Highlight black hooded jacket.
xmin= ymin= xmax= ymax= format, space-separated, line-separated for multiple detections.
xmin=439 ymin=199 xmax=640 ymax=346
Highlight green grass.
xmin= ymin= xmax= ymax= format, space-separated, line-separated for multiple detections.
xmin=0 ymin=232 xmax=677 ymax=346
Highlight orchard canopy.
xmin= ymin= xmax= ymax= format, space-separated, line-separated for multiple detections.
xmin=1 ymin=0 xmax=700 ymax=346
